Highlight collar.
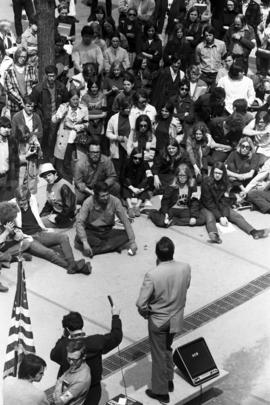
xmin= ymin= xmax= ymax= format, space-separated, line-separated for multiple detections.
xmin=69 ymin=330 xmax=86 ymax=339
xmin=203 ymin=40 xmax=217 ymax=48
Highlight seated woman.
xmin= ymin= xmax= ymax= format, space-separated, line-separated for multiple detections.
xmin=241 ymin=158 xmax=270 ymax=214
xmin=39 ymin=163 xmax=76 ymax=228
xmin=152 ymin=139 xmax=190 ymax=193
xmin=186 ymin=122 xmax=210 ymax=182
xmin=201 ymin=161 xmax=269 ymax=241
xmin=154 ymin=101 xmax=183 ymax=155
xmin=127 ymin=114 xmax=156 ymax=165
xmin=225 ymin=136 xmax=261 ymax=198
xmin=149 ymin=163 xmax=205 ymax=228
xmin=81 ymin=76 xmax=107 ymax=144
xmin=121 ymin=148 xmax=154 ymax=218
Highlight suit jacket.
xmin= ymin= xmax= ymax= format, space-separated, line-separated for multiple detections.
xmin=12 ymin=110 xmax=43 ymax=141
xmin=136 ymin=260 xmax=191 ymax=333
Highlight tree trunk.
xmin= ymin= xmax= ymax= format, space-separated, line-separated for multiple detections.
xmin=34 ymin=0 xmax=55 ymax=81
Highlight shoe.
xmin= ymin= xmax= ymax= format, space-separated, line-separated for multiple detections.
xmin=134 ymin=206 xmax=141 ymax=217
xmin=208 ymin=232 xmax=222 ymax=244
xmin=0 ymin=282 xmax=9 ymax=292
xmin=145 ymin=389 xmax=169 ymax=403
xmin=127 ymin=207 xmax=135 ymax=218
xmin=168 ymin=381 xmax=174 ymax=392
xmin=250 ymin=228 xmax=270 ymax=240
xmin=75 ymin=259 xmax=86 ymax=271
xmin=80 ymin=262 xmax=92 ymax=275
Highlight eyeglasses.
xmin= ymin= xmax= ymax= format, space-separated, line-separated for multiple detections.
xmin=128 ymin=13 xmax=136 ymax=16
xmin=241 ymin=144 xmax=250 ymax=150
xmin=180 ymin=87 xmax=189 ymax=91
xmin=139 ymin=124 xmax=147 ymax=127
xmin=89 ymin=151 xmax=100 ymax=154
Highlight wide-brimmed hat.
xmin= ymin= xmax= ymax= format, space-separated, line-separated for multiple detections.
xmin=39 ymin=162 xmax=56 ymax=178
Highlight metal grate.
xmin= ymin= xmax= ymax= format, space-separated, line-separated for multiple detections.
xmin=46 ymin=272 xmax=270 ymax=398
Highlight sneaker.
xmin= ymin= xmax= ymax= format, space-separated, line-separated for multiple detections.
xmin=250 ymin=228 xmax=270 ymax=240
xmin=75 ymin=259 xmax=86 ymax=271
xmin=0 ymin=282 xmax=8 ymax=293
xmin=208 ymin=232 xmax=222 ymax=244
xmin=127 ymin=207 xmax=135 ymax=218
xmin=134 ymin=206 xmax=141 ymax=217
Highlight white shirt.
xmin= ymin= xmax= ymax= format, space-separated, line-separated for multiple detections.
xmin=23 ymin=110 xmax=33 ymax=133
xmin=217 ymin=74 xmax=255 ymax=114
xmin=129 ymin=104 xmax=157 ymax=130
xmin=0 ymin=140 xmax=9 ymax=174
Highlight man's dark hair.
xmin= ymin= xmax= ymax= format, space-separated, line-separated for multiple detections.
xmin=233 ymin=98 xmax=248 ymax=113
xmin=89 ymin=140 xmax=101 ymax=149
xmin=155 ymin=237 xmax=175 ymax=261
xmin=67 ymin=339 xmax=86 ymax=356
xmin=81 ymin=25 xmax=94 ymax=37
xmin=45 ymin=65 xmax=58 ymax=75
xmin=18 ymin=354 xmax=46 ymax=380
xmin=94 ymin=181 xmax=109 ymax=195
xmin=228 ymin=63 xmax=244 ymax=79
xmin=203 ymin=25 xmax=215 ymax=36
xmin=23 ymin=95 xmax=34 ymax=105
xmin=62 ymin=312 xmax=84 ymax=331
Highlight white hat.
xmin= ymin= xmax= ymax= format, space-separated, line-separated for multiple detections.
xmin=39 ymin=162 xmax=56 ymax=177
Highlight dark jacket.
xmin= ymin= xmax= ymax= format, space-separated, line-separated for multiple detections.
xmin=5 ymin=136 xmax=20 ymax=187
xmin=151 ymin=67 xmax=185 ymax=110
xmin=170 ymin=94 xmax=195 ymax=124
xmin=31 ymin=79 xmax=69 ymax=123
xmin=242 ymin=0 xmax=262 ymax=30
xmin=160 ymin=184 xmax=201 ymax=219
xmin=163 ymin=38 xmax=193 ymax=69
xmin=152 ymin=147 xmax=190 ymax=176
xmin=137 ymin=37 xmax=162 ymax=72
xmin=50 ymin=315 xmax=123 ymax=385
xmin=154 ymin=0 xmax=186 ymax=35
xmin=201 ymin=176 xmax=231 ymax=219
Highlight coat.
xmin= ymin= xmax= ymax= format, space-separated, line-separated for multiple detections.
xmin=136 ymin=260 xmax=191 ymax=333
xmin=154 ymin=0 xmax=186 ymax=35
xmin=11 ymin=110 xmax=43 ymax=141
xmin=201 ymin=176 xmax=231 ymax=219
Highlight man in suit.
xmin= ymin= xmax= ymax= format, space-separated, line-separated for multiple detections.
xmin=136 ymin=236 xmax=191 ymax=403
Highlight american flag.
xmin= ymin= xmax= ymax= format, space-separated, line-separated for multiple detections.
xmin=3 ymin=260 xmax=36 ymax=378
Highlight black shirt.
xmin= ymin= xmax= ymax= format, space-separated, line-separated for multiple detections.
xmin=21 ymin=206 xmax=42 ymax=235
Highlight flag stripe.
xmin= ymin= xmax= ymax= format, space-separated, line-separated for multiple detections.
xmin=3 ymin=261 xmax=35 ymax=378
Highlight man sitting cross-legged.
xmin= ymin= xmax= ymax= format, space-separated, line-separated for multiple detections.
xmin=13 ymin=187 xmax=92 ymax=275
xmin=75 ymin=181 xmax=137 ymax=257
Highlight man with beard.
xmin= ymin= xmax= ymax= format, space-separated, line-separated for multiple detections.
xmin=75 ymin=181 xmax=137 ymax=257
xmin=74 ymin=141 xmax=120 ymax=204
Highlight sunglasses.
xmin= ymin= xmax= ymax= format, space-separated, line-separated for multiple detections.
xmin=133 ymin=157 xmax=141 ymax=160
xmin=128 ymin=13 xmax=136 ymax=16
xmin=180 ymin=87 xmax=189 ymax=91
xmin=241 ymin=144 xmax=250 ymax=150
xmin=139 ymin=124 xmax=148 ymax=127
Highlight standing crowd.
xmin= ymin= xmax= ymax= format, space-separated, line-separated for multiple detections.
xmin=2 ymin=0 xmax=270 ymax=403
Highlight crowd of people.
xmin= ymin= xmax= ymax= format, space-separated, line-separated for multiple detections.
xmin=1 ymin=0 xmax=270 ymax=402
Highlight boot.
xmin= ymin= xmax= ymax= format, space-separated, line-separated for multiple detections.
xmin=208 ymin=232 xmax=222 ymax=244
xmin=67 ymin=259 xmax=85 ymax=274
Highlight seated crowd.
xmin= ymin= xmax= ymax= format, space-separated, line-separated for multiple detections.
xmin=2 ymin=0 xmax=270 ymax=403
xmin=1 ymin=0 xmax=270 ymax=295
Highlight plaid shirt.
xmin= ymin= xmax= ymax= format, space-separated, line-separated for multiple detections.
xmin=4 ymin=64 xmax=38 ymax=114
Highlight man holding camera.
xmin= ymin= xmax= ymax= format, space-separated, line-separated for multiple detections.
xmin=53 ymin=340 xmax=91 ymax=405
xmin=50 ymin=305 xmax=122 ymax=405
